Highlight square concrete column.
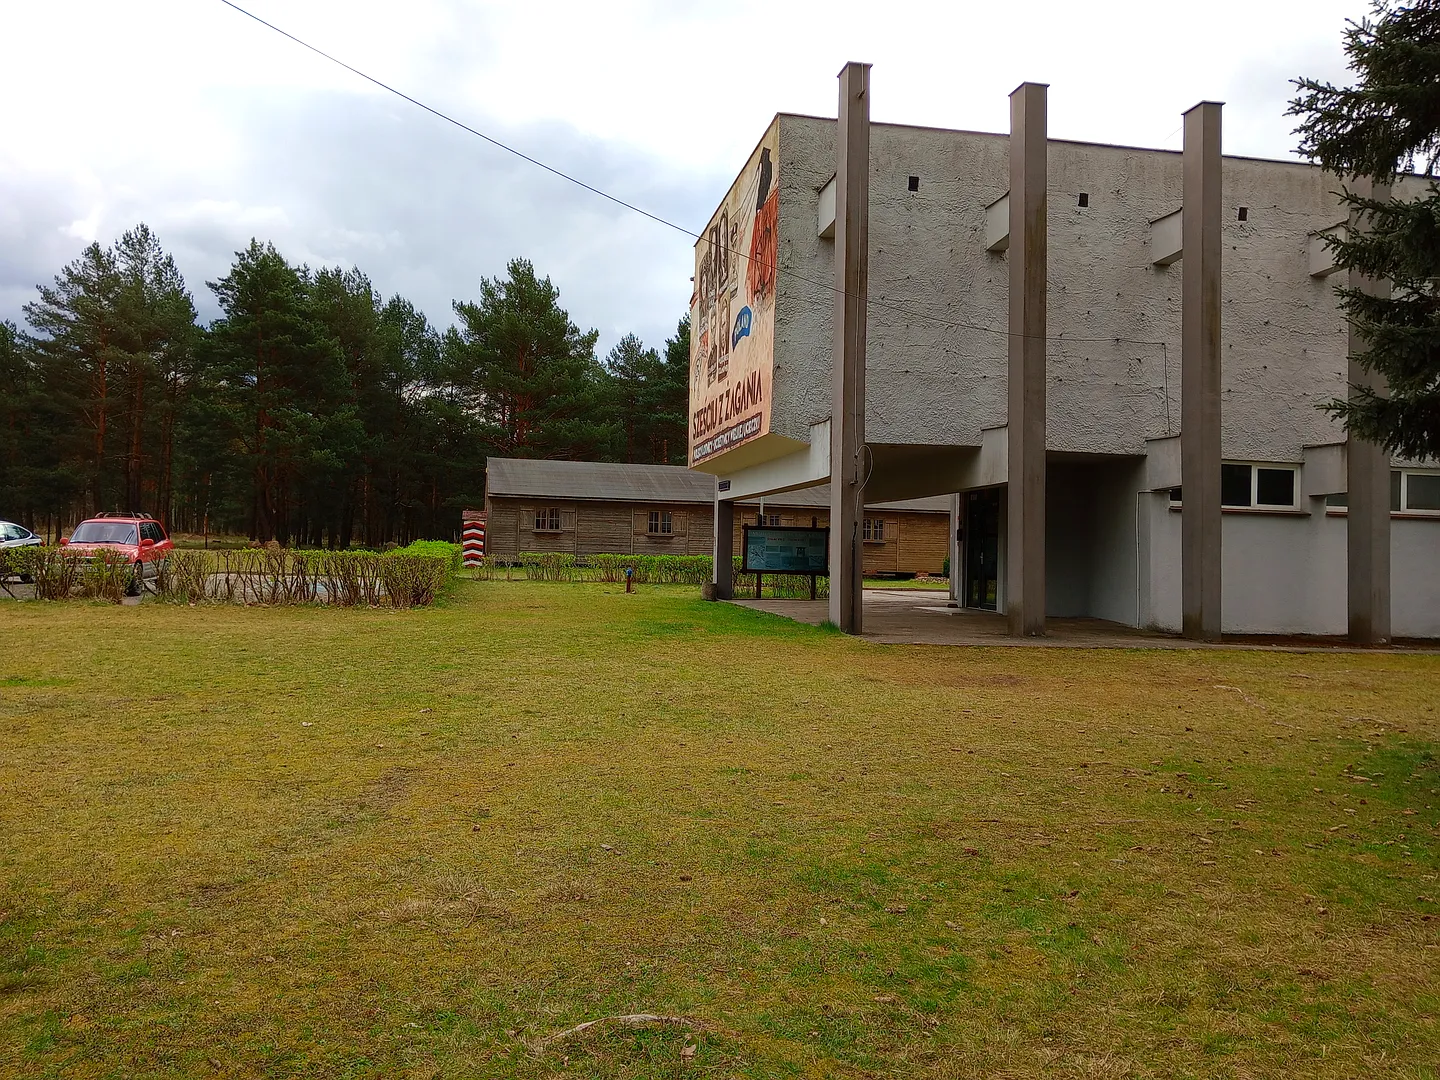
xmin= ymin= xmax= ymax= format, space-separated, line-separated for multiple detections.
xmin=828 ymin=61 xmax=871 ymax=634
xmin=1006 ymin=81 xmax=1048 ymax=637
xmin=713 ymin=495 xmax=734 ymax=600
xmin=1347 ymin=178 xmax=1392 ymax=644
xmin=1181 ymin=101 xmax=1223 ymax=642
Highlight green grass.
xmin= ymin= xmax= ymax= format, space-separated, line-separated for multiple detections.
xmin=1 ymin=580 xmax=1438 ymax=1078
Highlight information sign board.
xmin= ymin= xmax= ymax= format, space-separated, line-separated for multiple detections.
xmin=741 ymin=526 xmax=829 ymax=575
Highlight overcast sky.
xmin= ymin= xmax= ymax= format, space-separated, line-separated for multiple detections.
xmin=1 ymin=0 xmax=1364 ymax=357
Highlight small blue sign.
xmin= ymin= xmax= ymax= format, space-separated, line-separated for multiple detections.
xmin=732 ymin=306 xmax=752 ymax=349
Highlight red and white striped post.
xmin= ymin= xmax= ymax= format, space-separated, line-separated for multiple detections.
xmin=462 ymin=510 xmax=486 ymax=567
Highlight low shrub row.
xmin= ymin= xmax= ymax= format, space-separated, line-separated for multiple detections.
xmin=469 ymin=552 xmax=827 ymax=599
xmin=0 ymin=546 xmax=455 ymax=607
xmin=0 ymin=547 xmax=135 ymax=602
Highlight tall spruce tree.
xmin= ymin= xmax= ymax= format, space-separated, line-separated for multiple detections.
xmin=1291 ymin=0 xmax=1440 ymax=459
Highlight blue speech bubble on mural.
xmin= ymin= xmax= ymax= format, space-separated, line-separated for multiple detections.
xmin=732 ymin=306 xmax=752 ymax=349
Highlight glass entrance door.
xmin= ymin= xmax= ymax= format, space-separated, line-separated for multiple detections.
xmin=964 ymin=488 xmax=1001 ymax=611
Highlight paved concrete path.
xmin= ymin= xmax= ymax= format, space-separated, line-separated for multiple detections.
xmin=729 ymin=589 xmax=1440 ymax=653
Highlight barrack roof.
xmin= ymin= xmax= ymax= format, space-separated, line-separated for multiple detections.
xmin=485 ymin=458 xmax=949 ymax=513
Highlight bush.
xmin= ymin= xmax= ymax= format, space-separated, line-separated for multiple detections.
xmin=1 ymin=547 xmax=134 ymax=602
xmin=394 ymin=540 xmax=463 ymax=572
xmin=5 ymin=546 xmax=453 ymax=608
xmin=466 ymin=551 xmax=825 ymax=597
xmin=587 ymin=554 xmax=712 ymax=585
xmin=732 ymin=555 xmax=829 ymax=600
xmin=519 ymin=552 xmax=579 ymax=581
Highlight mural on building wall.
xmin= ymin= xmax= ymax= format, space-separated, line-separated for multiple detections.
xmin=689 ymin=121 xmax=778 ymax=468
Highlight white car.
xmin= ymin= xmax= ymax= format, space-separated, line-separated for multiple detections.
xmin=1 ymin=521 xmax=42 ymax=584
xmin=0 ymin=521 xmax=42 ymax=549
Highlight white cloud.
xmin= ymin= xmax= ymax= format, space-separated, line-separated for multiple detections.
xmin=0 ymin=0 xmax=1367 ymax=351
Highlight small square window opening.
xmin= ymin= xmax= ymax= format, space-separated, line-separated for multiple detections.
xmin=1238 ymin=207 xmax=1248 ymax=221
xmin=1221 ymin=463 xmax=1252 ymax=508
xmin=907 ymin=175 xmax=919 ymax=192
xmin=1255 ymin=467 xmax=1295 ymax=508
xmin=1078 ymin=192 xmax=1089 ymax=208
xmin=1404 ymin=471 xmax=1440 ymax=512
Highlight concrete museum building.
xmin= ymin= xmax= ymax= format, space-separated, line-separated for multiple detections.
xmin=690 ymin=64 xmax=1439 ymax=640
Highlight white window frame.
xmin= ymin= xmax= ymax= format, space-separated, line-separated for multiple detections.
xmin=862 ymin=517 xmax=886 ymax=542
xmin=1228 ymin=462 xmax=1299 ymax=510
xmin=1324 ymin=468 xmax=1440 ymax=517
xmin=1169 ymin=462 xmax=1301 ymax=511
xmin=647 ymin=510 xmax=674 ymax=534
xmin=1397 ymin=468 xmax=1440 ymax=516
xmin=533 ymin=508 xmax=561 ymax=532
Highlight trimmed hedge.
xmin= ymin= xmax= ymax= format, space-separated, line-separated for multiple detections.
xmin=469 ymin=552 xmax=826 ymax=598
xmin=0 ymin=546 xmax=133 ymax=601
xmin=1 ymin=546 xmax=453 ymax=607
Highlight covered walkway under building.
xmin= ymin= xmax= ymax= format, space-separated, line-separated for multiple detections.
xmin=729 ymin=589 xmax=1440 ymax=652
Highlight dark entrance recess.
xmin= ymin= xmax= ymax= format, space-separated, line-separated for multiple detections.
xmin=964 ymin=488 xmax=1001 ymax=611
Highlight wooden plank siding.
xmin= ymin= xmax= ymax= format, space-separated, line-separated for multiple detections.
xmin=484 ymin=494 xmax=945 ymax=573
xmin=486 ymin=496 xmax=714 ymax=557
xmin=894 ymin=511 xmax=949 ymax=575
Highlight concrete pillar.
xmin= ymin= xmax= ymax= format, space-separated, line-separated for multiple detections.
xmin=1347 ymin=178 xmax=1392 ymax=644
xmin=1006 ymin=81 xmax=1047 ymax=637
xmin=828 ymin=61 xmax=870 ymax=634
xmin=713 ymin=496 xmax=734 ymax=600
xmin=1181 ymin=101 xmax=1223 ymax=642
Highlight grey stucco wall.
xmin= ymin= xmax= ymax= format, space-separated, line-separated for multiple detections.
xmin=775 ymin=113 xmax=1414 ymax=462
xmin=1145 ymin=497 xmax=1439 ymax=637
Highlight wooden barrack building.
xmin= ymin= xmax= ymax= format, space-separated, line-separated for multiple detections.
xmin=482 ymin=458 xmax=950 ymax=577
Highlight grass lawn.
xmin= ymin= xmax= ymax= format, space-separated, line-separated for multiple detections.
xmin=1 ymin=581 xmax=1438 ymax=1078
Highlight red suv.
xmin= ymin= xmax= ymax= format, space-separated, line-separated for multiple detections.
xmin=61 ymin=514 xmax=174 ymax=593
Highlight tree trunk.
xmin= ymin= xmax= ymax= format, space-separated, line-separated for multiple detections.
xmin=128 ymin=362 xmax=144 ymax=511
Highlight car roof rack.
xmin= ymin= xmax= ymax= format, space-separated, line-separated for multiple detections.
xmin=93 ymin=511 xmax=157 ymax=520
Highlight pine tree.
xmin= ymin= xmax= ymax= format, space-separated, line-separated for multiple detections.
xmin=606 ymin=333 xmax=662 ymax=463
xmin=0 ymin=321 xmax=75 ymax=533
xmin=656 ymin=316 xmax=691 ymax=465
xmin=24 ymin=242 xmax=125 ymax=511
xmin=1291 ymin=0 xmax=1440 ymax=458
xmin=111 ymin=225 xmax=199 ymax=517
xmin=443 ymin=259 xmax=613 ymax=461
xmin=206 ymin=241 xmax=351 ymax=542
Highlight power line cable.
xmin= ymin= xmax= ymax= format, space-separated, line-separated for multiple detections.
xmin=216 ymin=0 xmax=1173 ymax=351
